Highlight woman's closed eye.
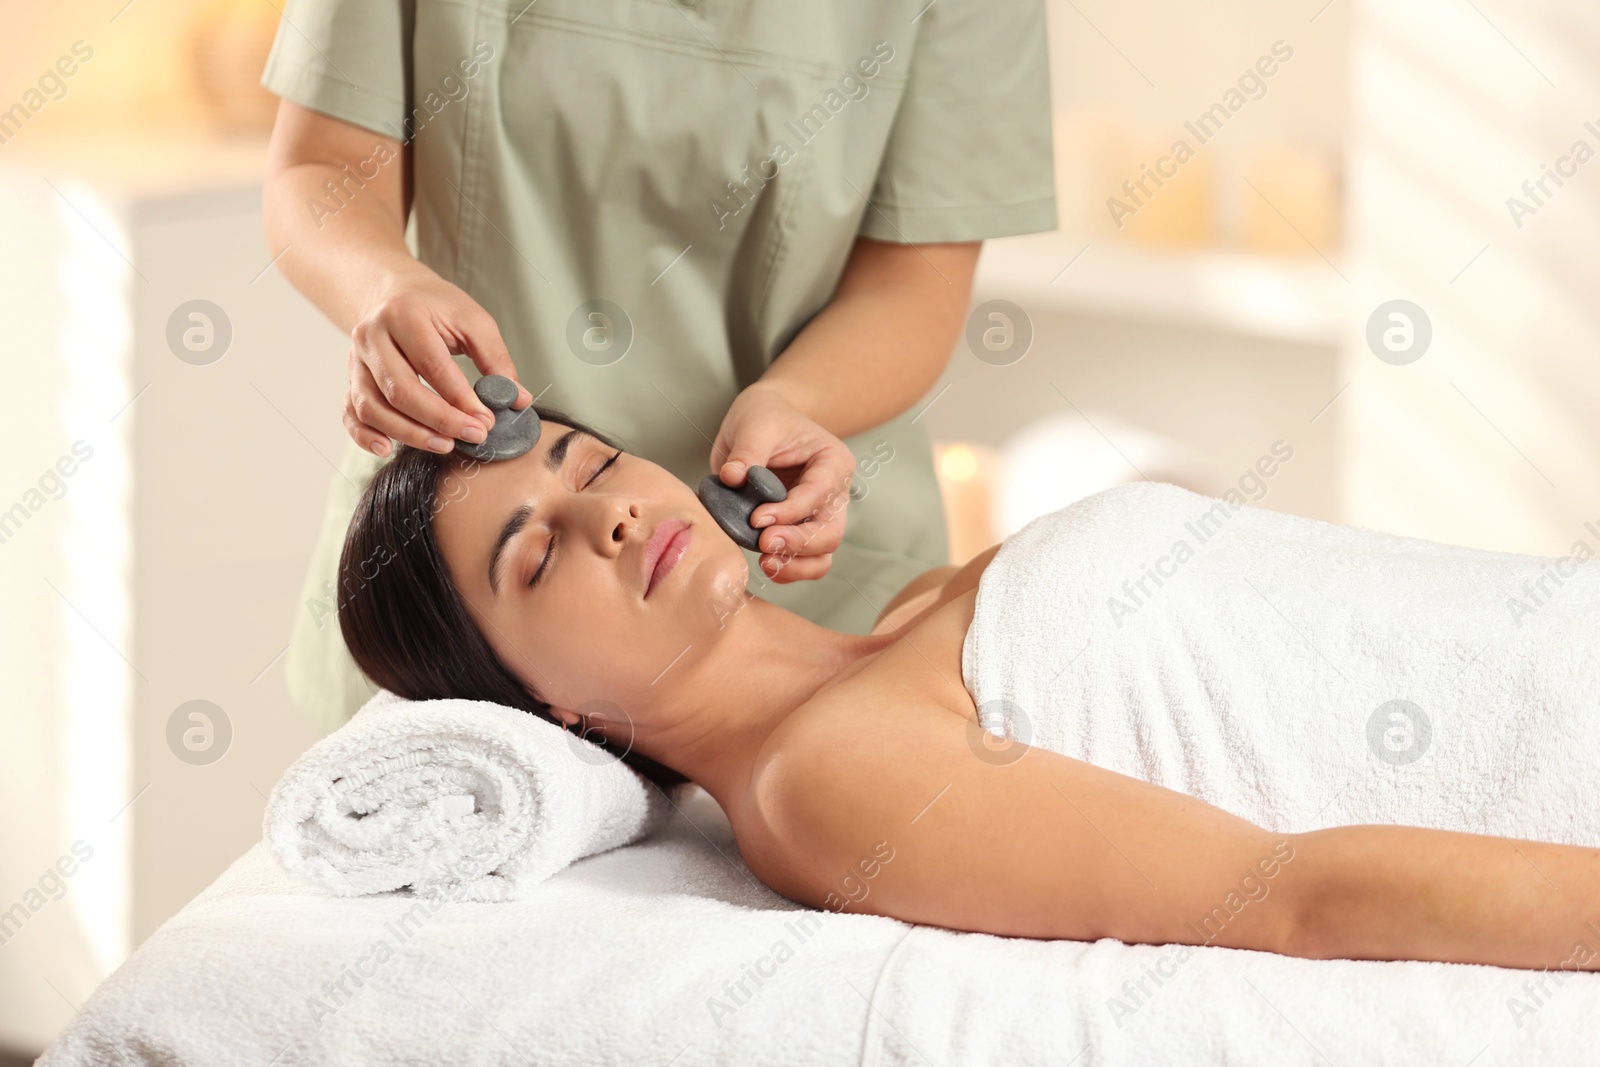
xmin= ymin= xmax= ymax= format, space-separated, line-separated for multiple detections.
xmin=527 ymin=449 xmax=622 ymax=589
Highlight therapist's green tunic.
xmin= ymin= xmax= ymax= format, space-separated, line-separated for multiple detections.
xmin=263 ymin=0 xmax=1057 ymax=735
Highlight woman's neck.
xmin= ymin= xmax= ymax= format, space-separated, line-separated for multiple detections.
xmin=618 ymin=593 xmax=898 ymax=812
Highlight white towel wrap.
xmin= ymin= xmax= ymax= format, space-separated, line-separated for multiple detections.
xmin=962 ymin=482 xmax=1600 ymax=844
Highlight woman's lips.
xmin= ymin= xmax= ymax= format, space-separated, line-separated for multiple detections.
xmin=645 ymin=521 xmax=691 ymax=598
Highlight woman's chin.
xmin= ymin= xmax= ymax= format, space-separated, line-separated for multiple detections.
xmin=657 ymin=555 xmax=750 ymax=629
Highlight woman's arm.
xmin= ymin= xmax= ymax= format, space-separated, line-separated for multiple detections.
xmin=263 ymin=100 xmax=415 ymax=336
xmin=708 ymin=238 xmax=981 ymax=583
xmin=748 ymin=704 xmax=1600 ymax=971
xmin=749 ymin=236 xmax=981 ymax=443
xmin=262 ymin=100 xmax=527 ymax=456
xmin=1278 ymin=824 xmax=1600 ymax=969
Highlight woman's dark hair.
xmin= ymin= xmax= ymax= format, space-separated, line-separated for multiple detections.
xmin=336 ymin=402 xmax=689 ymax=792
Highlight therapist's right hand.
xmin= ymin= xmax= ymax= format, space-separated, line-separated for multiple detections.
xmin=344 ymin=269 xmax=532 ymax=458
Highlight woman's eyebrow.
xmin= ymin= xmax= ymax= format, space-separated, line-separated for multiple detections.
xmin=486 ymin=428 xmax=588 ymax=596
xmin=487 ymin=505 xmax=532 ymax=597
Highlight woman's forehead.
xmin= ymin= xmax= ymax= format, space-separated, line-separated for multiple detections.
xmin=432 ymin=425 xmax=598 ymax=559
xmin=442 ymin=422 xmax=581 ymax=495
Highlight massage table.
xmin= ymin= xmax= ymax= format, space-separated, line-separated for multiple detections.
xmin=39 ymin=785 xmax=1600 ymax=1065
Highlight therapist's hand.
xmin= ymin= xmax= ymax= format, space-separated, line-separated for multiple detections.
xmin=344 ymin=270 xmax=532 ymax=458
xmin=710 ymin=383 xmax=856 ymax=582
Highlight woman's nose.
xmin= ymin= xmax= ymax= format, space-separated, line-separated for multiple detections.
xmin=611 ymin=501 xmax=640 ymax=544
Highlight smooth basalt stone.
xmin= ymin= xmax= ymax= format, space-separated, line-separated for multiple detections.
xmin=455 ymin=375 xmax=541 ymax=461
xmin=697 ymin=465 xmax=787 ymax=551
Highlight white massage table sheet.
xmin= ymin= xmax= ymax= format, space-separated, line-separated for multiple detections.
xmin=40 ymin=787 xmax=1600 ymax=1065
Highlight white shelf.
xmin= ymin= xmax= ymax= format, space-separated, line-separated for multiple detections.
xmin=0 ymin=127 xmax=270 ymax=204
xmin=972 ymin=231 xmax=1348 ymax=347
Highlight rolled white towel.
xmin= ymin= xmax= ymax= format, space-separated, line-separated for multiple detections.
xmin=264 ymin=689 xmax=679 ymax=901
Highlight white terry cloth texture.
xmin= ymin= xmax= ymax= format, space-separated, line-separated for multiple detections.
xmin=37 ymin=789 xmax=1600 ymax=1066
xmin=964 ymin=481 xmax=1600 ymax=845
xmin=39 ymin=486 xmax=1600 ymax=1065
xmin=264 ymin=688 xmax=679 ymax=900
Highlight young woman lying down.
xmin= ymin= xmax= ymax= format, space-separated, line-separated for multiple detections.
xmin=335 ymin=405 xmax=1600 ymax=974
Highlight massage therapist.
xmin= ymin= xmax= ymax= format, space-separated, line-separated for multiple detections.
xmin=258 ymin=0 xmax=1057 ymax=733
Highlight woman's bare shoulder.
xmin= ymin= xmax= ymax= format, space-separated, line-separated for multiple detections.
xmin=872 ymin=542 xmax=1003 ymax=635
xmin=734 ymin=685 xmax=975 ymax=911
xmin=734 ymin=594 xmax=981 ymax=904
xmin=733 ymin=686 xmax=1295 ymax=947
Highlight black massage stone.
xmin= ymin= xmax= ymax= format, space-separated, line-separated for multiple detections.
xmin=454 ymin=375 xmax=540 ymax=461
xmin=697 ymin=465 xmax=787 ymax=552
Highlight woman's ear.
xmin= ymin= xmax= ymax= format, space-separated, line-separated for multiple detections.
xmin=548 ymin=704 xmax=582 ymax=730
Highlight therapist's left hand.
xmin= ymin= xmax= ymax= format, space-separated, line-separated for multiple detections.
xmin=710 ymin=383 xmax=856 ymax=582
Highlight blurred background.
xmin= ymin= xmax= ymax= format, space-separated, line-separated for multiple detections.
xmin=2 ymin=0 xmax=1598 ymax=1058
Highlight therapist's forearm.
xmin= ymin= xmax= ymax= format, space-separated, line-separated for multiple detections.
xmin=263 ymin=162 xmax=429 ymax=335
xmin=262 ymin=104 xmax=430 ymax=335
xmin=755 ymin=237 xmax=981 ymax=441
xmin=264 ymin=102 xmax=524 ymax=454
